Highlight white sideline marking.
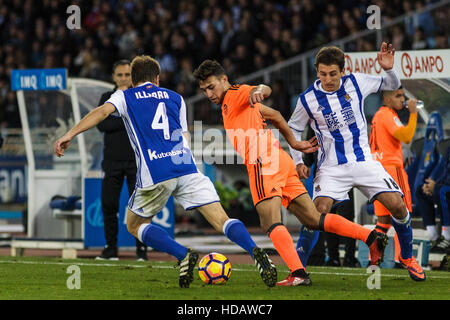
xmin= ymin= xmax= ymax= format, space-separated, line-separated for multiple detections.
xmin=1 ymin=259 xmax=450 ymax=279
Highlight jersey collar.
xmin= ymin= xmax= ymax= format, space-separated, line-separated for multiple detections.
xmin=136 ymin=81 xmax=156 ymax=88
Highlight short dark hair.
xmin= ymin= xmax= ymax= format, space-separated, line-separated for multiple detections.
xmin=382 ymin=85 xmax=404 ymax=98
xmin=130 ymin=55 xmax=160 ymax=86
xmin=314 ymin=46 xmax=345 ymax=71
xmin=193 ymin=60 xmax=226 ymax=82
xmin=112 ymin=59 xmax=130 ymax=73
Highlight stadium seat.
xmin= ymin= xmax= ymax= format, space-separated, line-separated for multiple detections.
xmin=429 ymin=138 xmax=450 ymax=182
xmin=437 ymin=138 xmax=450 ymax=160
xmin=50 ymin=195 xmax=82 ymax=211
xmin=412 ymin=112 xmax=444 ymax=211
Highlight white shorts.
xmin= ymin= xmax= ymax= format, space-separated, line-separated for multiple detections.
xmin=128 ymin=172 xmax=220 ymax=218
xmin=313 ymin=160 xmax=403 ymax=203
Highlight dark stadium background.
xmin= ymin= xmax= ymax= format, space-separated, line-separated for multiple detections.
xmin=0 ymin=0 xmax=448 ymax=129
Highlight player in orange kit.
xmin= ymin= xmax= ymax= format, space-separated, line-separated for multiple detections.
xmin=194 ymin=60 xmax=388 ymax=286
xmin=370 ymin=87 xmax=418 ymax=265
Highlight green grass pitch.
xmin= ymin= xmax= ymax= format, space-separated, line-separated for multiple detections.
xmin=0 ymin=256 xmax=449 ymax=300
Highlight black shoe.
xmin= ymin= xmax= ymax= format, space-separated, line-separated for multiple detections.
xmin=367 ymin=231 xmax=388 ymax=266
xmin=136 ymin=246 xmax=148 ymax=261
xmin=253 ymin=247 xmax=277 ymax=287
xmin=95 ymin=245 xmax=118 ymax=261
xmin=178 ymin=249 xmax=199 ymax=288
xmin=430 ymin=237 xmax=450 ymax=254
xmin=343 ymin=257 xmax=361 ymax=268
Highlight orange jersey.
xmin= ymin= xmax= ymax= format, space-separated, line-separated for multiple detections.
xmin=221 ymin=84 xmax=307 ymax=206
xmin=221 ymin=84 xmax=281 ymax=165
xmin=369 ymin=106 xmax=404 ymax=166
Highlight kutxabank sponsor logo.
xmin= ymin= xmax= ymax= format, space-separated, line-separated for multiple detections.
xmin=148 ymin=148 xmax=187 ymax=161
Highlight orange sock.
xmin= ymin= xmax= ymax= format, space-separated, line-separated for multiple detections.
xmin=321 ymin=213 xmax=372 ymax=243
xmin=268 ymin=224 xmax=304 ymax=272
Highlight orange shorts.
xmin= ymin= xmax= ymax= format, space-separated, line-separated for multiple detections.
xmin=374 ymin=165 xmax=412 ymax=216
xmin=247 ymin=149 xmax=307 ymax=208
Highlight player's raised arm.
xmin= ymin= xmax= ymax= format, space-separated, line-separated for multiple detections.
xmin=249 ymin=84 xmax=272 ymax=107
xmin=377 ymin=41 xmax=395 ymax=70
xmin=259 ymin=103 xmax=319 ymax=154
xmin=54 ymin=102 xmax=116 ymax=157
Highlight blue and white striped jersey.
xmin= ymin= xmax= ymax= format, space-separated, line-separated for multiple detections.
xmin=288 ymin=73 xmax=383 ymax=169
xmin=106 ymin=82 xmax=198 ymax=187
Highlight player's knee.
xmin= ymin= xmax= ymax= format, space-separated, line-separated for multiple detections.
xmin=315 ymin=203 xmax=328 ymax=215
xmin=125 ymin=210 xmax=141 ymax=237
xmin=388 ymin=197 xmax=407 ymax=219
xmin=126 ymin=221 xmax=138 ymax=238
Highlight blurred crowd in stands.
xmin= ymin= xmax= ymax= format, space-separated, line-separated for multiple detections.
xmin=0 ymin=0 xmax=449 ymax=129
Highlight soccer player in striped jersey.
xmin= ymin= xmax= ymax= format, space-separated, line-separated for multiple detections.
xmin=54 ymin=55 xmax=277 ymax=288
xmin=289 ymin=43 xmax=425 ymax=281
xmin=194 ymin=60 xmax=388 ymax=286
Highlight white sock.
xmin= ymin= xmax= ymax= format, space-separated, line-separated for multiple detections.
xmin=426 ymin=225 xmax=438 ymax=241
xmin=442 ymin=226 xmax=450 ymax=241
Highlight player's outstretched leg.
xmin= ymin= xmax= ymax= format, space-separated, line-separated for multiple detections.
xmin=197 ymin=202 xmax=278 ymax=287
xmin=256 ymin=197 xmax=311 ymax=286
xmin=288 ymin=194 xmax=389 ymax=265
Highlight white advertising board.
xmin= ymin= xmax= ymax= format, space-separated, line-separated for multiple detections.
xmin=345 ymin=49 xmax=450 ymax=79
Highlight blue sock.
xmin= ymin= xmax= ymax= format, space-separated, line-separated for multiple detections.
xmin=296 ymin=225 xmax=320 ymax=266
xmin=392 ymin=212 xmax=413 ymax=259
xmin=139 ymin=223 xmax=187 ymax=261
xmin=223 ymin=219 xmax=257 ymax=258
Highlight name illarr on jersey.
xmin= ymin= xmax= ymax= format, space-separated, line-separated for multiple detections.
xmin=135 ymin=90 xmax=170 ymax=100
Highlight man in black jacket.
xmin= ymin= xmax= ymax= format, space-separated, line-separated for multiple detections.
xmin=95 ymin=60 xmax=148 ymax=260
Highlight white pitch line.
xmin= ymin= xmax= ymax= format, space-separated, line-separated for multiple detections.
xmin=1 ymin=259 xmax=450 ymax=279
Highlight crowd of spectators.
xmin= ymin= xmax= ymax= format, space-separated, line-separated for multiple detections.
xmin=0 ymin=0 xmax=448 ymax=129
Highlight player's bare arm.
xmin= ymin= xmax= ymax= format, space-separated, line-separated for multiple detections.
xmin=259 ymin=103 xmax=319 ymax=153
xmin=54 ymin=102 xmax=116 ymax=157
xmin=249 ymin=84 xmax=272 ymax=107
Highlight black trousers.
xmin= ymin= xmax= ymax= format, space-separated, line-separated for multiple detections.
xmin=416 ymin=184 xmax=450 ymax=227
xmin=101 ymin=160 xmax=145 ymax=249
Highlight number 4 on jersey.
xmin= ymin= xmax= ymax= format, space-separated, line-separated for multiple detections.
xmin=152 ymin=102 xmax=170 ymax=140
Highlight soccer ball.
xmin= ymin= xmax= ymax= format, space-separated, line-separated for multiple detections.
xmin=198 ymin=252 xmax=232 ymax=285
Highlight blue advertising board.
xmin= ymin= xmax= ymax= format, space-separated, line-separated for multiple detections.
xmin=83 ymin=177 xmax=174 ymax=247
xmin=11 ymin=68 xmax=67 ymax=91
xmin=0 ymin=156 xmax=27 ymax=203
